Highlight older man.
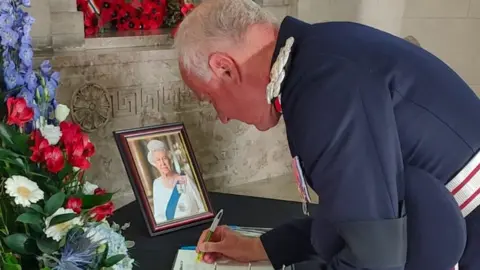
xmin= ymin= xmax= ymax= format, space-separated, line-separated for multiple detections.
xmin=174 ymin=0 xmax=480 ymax=269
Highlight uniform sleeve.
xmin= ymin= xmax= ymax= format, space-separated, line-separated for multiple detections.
xmin=289 ymin=58 xmax=407 ymax=269
xmin=259 ymin=217 xmax=317 ymax=268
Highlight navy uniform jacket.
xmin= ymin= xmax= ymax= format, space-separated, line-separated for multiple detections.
xmin=259 ymin=17 xmax=480 ymax=270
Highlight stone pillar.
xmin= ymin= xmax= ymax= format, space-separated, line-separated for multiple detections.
xmin=49 ymin=0 xmax=85 ymax=50
xmin=27 ymin=0 xmax=52 ymax=49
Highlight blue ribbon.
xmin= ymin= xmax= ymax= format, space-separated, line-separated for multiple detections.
xmin=165 ymin=185 xmax=180 ymax=220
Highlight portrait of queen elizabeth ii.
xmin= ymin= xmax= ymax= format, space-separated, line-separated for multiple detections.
xmin=114 ymin=123 xmax=215 ymax=236
xmin=146 ymin=139 xmax=206 ymax=224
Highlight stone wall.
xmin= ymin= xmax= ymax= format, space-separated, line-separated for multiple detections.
xmin=32 ymin=0 xmax=294 ymax=208
xmin=400 ymin=0 xmax=480 ymax=96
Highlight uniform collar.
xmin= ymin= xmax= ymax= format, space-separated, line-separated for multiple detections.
xmin=268 ymin=16 xmax=310 ymax=113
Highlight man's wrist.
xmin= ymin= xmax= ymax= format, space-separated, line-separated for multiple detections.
xmin=250 ymin=237 xmax=269 ymax=261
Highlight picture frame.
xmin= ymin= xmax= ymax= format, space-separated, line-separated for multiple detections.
xmin=113 ymin=122 xmax=215 ymax=236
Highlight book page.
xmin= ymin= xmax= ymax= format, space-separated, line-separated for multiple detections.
xmin=172 ymin=250 xmax=274 ymax=270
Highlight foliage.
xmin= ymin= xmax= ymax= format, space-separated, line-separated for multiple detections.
xmin=0 ymin=1 xmax=134 ymax=269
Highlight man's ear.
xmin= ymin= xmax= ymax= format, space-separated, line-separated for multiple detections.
xmin=208 ymin=52 xmax=240 ymax=84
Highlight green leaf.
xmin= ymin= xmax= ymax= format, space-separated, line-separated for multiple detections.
xmin=2 ymin=261 xmax=22 ymax=270
xmin=44 ymin=192 xmax=65 ymax=216
xmin=58 ymin=163 xmax=73 ymax=181
xmin=3 ymin=233 xmax=28 ymax=254
xmin=28 ymin=204 xmax=45 ymax=215
xmin=3 ymin=252 xmax=19 ymax=264
xmin=0 ymin=122 xmax=15 ymax=146
xmin=103 ymin=254 xmax=126 ymax=267
xmin=16 ymin=212 xmax=43 ymax=226
xmin=0 ymin=148 xmax=21 ymax=160
xmin=11 ymin=133 xmax=30 ymax=155
xmin=48 ymin=213 xmax=77 ymax=227
xmin=81 ymin=193 xmax=113 ymax=209
xmin=36 ymin=237 xmax=60 ymax=254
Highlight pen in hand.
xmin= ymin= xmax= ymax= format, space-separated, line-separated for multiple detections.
xmin=197 ymin=209 xmax=224 ymax=261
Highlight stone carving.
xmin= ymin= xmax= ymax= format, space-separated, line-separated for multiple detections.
xmin=404 ymin=35 xmax=421 ymax=47
xmin=110 ymin=81 xmax=208 ymax=118
xmin=71 ymin=83 xmax=112 ymax=132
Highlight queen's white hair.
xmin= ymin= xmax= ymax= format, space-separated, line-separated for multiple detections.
xmin=174 ymin=0 xmax=278 ymax=81
xmin=146 ymin=140 xmax=172 ymax=166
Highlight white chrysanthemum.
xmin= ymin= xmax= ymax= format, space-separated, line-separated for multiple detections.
xmin=82 ymin=181 xmax=98 ymax=195
xmin=5 ymin=175 xmax=44 ymax=207
xmin=45 ymin=208 xmax=83 ymax=242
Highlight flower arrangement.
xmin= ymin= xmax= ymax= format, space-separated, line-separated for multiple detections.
xmin=0 ymin=1 xmax=134 ymax=269
xmin=76 ymin=0 xmax=195 ymax=37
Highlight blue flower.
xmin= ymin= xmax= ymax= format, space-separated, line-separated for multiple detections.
xmin=85 ymin=223 xmax=134 ymax=270
xmin=51 ymin=71 xmax=60 ymax=83
xmin=40 ymin=60 xmax=52 ymax=75
xmin=0 ymin=3 xmax=13 ymax=13
xmin=24 ymin=68 xmax=37 ymax=90
xmin=54 ymin=229 xmax=101 ymax=270
xmin=4 ymin=61 xmax=23 ymax=90
xmin=0 ymin=27 xmax=19 ymax=47
xmin=21 ymin=0 xmax=31 ymax=7
xmin=22 ymin=14 xmax=34 ymax=25
xmin=19 ymin=44 xmax=32 ymax=67
xmin=21 ymin=32 xmax=31 ymax=44
xmin=0 ymin=13 xmax=14 ymax=28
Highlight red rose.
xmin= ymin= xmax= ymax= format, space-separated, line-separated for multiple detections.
xmin=6 ymin=97 xmax=34 ymax=127
xmin=65 ymin=197 xmax=83 ymax=214
xmin=90 ymin=201 xmax=114 ymax=221
xmin=43 ymin=146 xmax=65 ymax=173
xmin=30 ymin=130 xmax=49 ymax=162
xmin=94 ymin=187 xmax=106 ymax=195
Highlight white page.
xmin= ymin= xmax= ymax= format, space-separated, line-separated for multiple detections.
xmin=172 ymin=250 xmax=274 ymax=270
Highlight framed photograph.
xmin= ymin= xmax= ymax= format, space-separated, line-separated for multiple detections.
xmin=114 ymin=123 xmax=215 ymax=236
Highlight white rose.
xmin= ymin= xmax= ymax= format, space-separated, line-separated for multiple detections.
xmin=55 ymin=104 xmax=70 ymax=122
xmin=40 ymin=124 xmax=62 ymax=145
xmin=82 ymin=181 xmax=98 ymax=195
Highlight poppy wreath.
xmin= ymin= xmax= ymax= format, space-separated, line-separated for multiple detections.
xmin=76 ymin=0 xmax=197 ymax=36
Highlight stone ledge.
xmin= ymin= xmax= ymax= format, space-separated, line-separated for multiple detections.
xmin=85 ymin=30 xmax=172 ymax=50
xmin=255 ymin=0 xmax=289 ymax=6
xmin=33 ymin=44 xmax=177 ymax=68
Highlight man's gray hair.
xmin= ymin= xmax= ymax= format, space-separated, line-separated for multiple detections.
xmin=174 ymin=0 xmax=278 ymax=81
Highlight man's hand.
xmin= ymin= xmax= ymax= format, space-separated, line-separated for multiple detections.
xmin=196 ymin=225 xmax=269 ymax=263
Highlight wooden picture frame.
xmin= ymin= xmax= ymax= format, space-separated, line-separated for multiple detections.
xmin=113 ymin=122 xmax=215 ymax=236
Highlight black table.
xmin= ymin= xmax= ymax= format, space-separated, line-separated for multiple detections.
xmin=111 ymin=192 xmax=320 ymax=269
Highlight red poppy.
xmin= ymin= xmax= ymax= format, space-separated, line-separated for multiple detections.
xmin=65 ymin=197 xmax=83 ymax=214
xmin=180 ymin=3 xmax=194 ymax=16
xmin=6 ymin=97 xmax=34 ymax=127
xmin=90 ymin=201 xmax=114 ymax=221
xmin=43 ymin=146 xmax=65 ymax=173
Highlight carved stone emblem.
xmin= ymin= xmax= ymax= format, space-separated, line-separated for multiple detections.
xmin=71 ymin=83 xmax=112 ymax=132
xmin=404 ymin=35 xmax=421 ymax=47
